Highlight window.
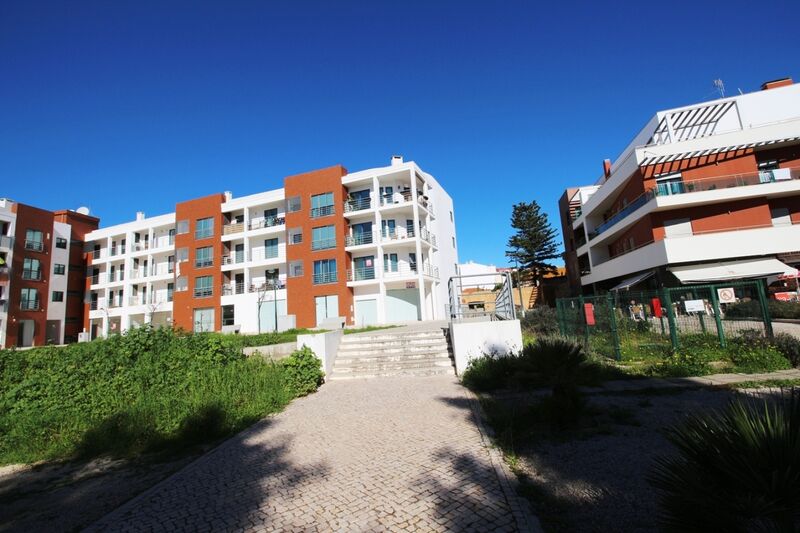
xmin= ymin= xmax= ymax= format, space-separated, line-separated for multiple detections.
xmin=176 ymin=276 xmax=188 ymax=292
xmin=169 ymin=228 xmax=176 ymax=244
xmin=409 ymin=252 xmax=417 ymax=272
xmin=771 ymin=207 xmax=791 ymax=227
xmin=56 ymin=237 xmax=68 ymax=249
xmin=287 ymin=196 xmax=301 ymax=213
xmin=20 ymin=287 xmax=39 ymax=310
xmin=288 ymin=260 xmax=304 ymax=278
xmin=310 ymin=192 xmax=334 ymax=218
xmin=194 ymin=276 xmax=213 ymax=298
xmin=263 ymin=208 xmax=279 ymax=225
xmin=167 ymin=282 xmax=174 ymax=302
xmin=381 ymin=219 xmax=396 ymax=238
xmin=313 ymin=259 xmax=337 ymax=284
xmin=311 ymin=225 xmax=336 ymax=250
xmin=288 ymin=227 xmax=303 ymax=245
xmin=383 ymin=253 xmax=398 ymax=273
xmin=264 ymin=238 xmax=279 ymax=259
xmin=25 ymin=229 xmax=44 ymax=252
xmin=177 ymin=247 xmax=189 ymax=262
xmin=450 ymin=211 xmax=454 ymax=223
xmin=222 ymin=305 xmax=235 ymax=327
xmin=176 ymin=220 xmax=189 ymax=235
xmin=655 ymin=173 xmax=684 ymax=195
xmin=52 ymin=291 xmax=64 ymax=302
xmin=22 ymin=258 xmax=42 ymax=280
xmin=195 ymin=246 xmax=213 ymax=268
xmin=54 ymin=263 xmax=66 ymax=275
xmin=193 ymin=308 xmax=215 ymax=332
xmin=195 ymin=217 xmax=214 ymax=239
xmin=452 ymin=236 xmax=456 ymax=248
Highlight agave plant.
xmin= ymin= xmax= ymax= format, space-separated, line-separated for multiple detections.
xmin=521 ymin=336 xmax=587 ymax=387
xmin=649 ymin=391 xmax=800 ymax=532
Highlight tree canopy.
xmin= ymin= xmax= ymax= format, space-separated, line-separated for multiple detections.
xmin=505 ymin=201 xmax=560 ymax=284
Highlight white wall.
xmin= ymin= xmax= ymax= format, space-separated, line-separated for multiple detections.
xmin=449 ymin=320 xmax=523 ymax=375
xmin=296 ymin=330 xmax=343 ymax=377
xmin=46 ymin=221 xmax=71 ymax=342
xmin=457 ymin=261 xmax=501 ymax=289
xmin=428 ymin=170 xmax=458 ymax=319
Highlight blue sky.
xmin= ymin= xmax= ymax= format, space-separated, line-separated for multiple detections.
xmin=1 ymin=0 xmax=798 ymax=267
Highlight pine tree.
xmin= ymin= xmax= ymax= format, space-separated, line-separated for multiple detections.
xmin=505 ymin=201 xmax=560 ymax=285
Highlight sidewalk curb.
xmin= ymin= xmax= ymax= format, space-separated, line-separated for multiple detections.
xmin=460 ymin=385 xmax=543 ymax=533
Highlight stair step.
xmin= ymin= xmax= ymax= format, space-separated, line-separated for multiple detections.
xmin=338 ymin=344 xmax=448 ymax=356
xmin=330 ymin=366 xmax=455 ymax=380
xmin=340 ymin=331 xmax=446 ymax=343
xmin=341 ymin=336 xmax=447 ymax=346
xmin=334 ymin=358 xmax=454 ymax=371
xmin=335 ymin=354 xmax=452 ymax=365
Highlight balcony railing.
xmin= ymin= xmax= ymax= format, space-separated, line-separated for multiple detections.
xmin=222 ymin=282 xmax=246 ymax=295
xmin=249 ymin=216 xmax=285 ymax=230
xmin=24 ymin=240 xmax=44 ymax=252
xmin=250 ymin=248 xmax=280 ymax=262
xmin=20 ymin=298 xmax=40 ymax=310
xmin=223 ymin=222 xmax=245 ymax=235
xmin=222 ymin=254 xmax=247 ymax=265
xmin=22 ymin=269 xmax=42 ymax=280
xmin=194 ymin=287 xmax=213 ymax=298
xmin=195 ymin=259 xmax=214 ymax=268
xmin=0 ymin=235 xmax=13 ymax=248
xmin=420 ymin=227 xmax=437 ymax=246
xmin=90 ymin=300 xmax=98 ymax=311
xmin=588 ymin=166 xmax=800 ymax=241
xmin=132 ymin=242 xmax=150 ymax=252
xmin=344 ymin=197 xmax=371 ymax=212
xmin=345 ymin=232 xmax=375 ymax=246
xmin=422 ymin=264 xmax=439 ymax=279
xmin=382 ymin=227 xmax=415 ymax=242
xmin=248 ymin=280 xmax=286 ymax=293
xmin=310 ymin=205 xmax=335 ymax=218
xmin=311 ymin=238 xmax=336 ymax=251
xmin=289 ymin=233 xmax=303 ymax=245
xmin=347 ymin=267 xmax=376 ymax=281
xmin=313 ymin=271 xmax=337 ymax=285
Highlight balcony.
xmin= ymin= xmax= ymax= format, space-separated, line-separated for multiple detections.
xmin=20 ymin=298 xmax=40 ymax=310
xmin=222 ymin=253 xmax=247 ymax=266
xmin=223 ymin=222 xmax=245 ymax=235
xmin=222 ymin=282 xmax=246 ymax=296
xmin=90 ymin=300 xmax=98 ymax=311
xmin=24 ymin=240 xmax=44 ymax=252
xmin=193 ymin=287 xmax=213 ymax=298
xmin=383 ymin=264 xmax=417 ymax=278
xmin=310 ymin=205 xmax=335 ymax=218
xmin=250 ymin=248 xmax=280 ymax=262
xmin=344 ymin=197 xmax=371 ymax=212
xmin=380 ymin=190 xmax=413 ymax=207
xmin=382 ymin=227 xmax=415 ymax=243
xmin=347 ymin=267 xmax=375 ymax=281
xmin=132 ymin=242 xmax=150 ymax=252
xmin=312 ymin=271 xmax=337 ymax=285
xmin=588 ymin=166 xmax=800 ymax=241
xmin=248 ymin=280 xmax=286 ymax=293
xmin=420 ymin=227 xmax=437 ymax=247
xmin=311 ymin=238 xmax=336 ymax=251
xmin=345 ymin=232 xmax=375 ymax=247
xmin=249 ymin=216 xmax=285 ymax=231
xmin=0 ymin=235 xmax=12 ymax=249
xmin=422 ymin=264 xmax=439 ymax=278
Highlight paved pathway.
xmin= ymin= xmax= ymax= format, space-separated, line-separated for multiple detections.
xmin=88 ymin=376 xmax=535 ymax=532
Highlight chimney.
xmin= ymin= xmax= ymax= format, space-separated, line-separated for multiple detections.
xmin=391 ymin=155 xmax=404 ymax=166
xmin=224 ymin=191 xmax=233 ymax=201
xmin=136 ymin=211 xmax=145 ymax=221
xmin=761 ymin=78 xmax=793 ymax=91
xmin=602 ymin=159 xmax=612 ymax=178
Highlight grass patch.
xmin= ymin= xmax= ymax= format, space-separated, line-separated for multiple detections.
xmin=0 ymin=326 xmax=324 ymax=466
xmin=731 ymin=378 xmax=800 ymax=389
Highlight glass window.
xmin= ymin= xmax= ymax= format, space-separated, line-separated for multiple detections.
xmin=25 ymin=229 xmax=44 ymax=251
xmin=194 ymin=275 xmax=213 ymax=298
xmin=169 ymin=228 xmax=176 ymax=244
xmin=222 ymin=305 xmax=235 ymax=326
xmin=288 ymin=227 xmax=303 ymax=245
xmin=287 ymin=196 xmax=301 ymax=213
xmin=311 ymin=225 xmax=336 ymax=250
xmin=176 ymin=220 xmax=189 ymax=235
xmin=288 ymin=260 xmax=304 ymax=278
xmin=195 ymin=217 xmax=214 ymax=239
xmin=54 ymin=263 xmax=66 ymax=275
xmin=23 ymin=258 xmax=42 ymax=280
xmin=264 ymin=238 xmax=279 ymax=259
xmin=313 ymin=259 xmax=337 ymax=284
xmin=176 ymin=276 xmax=188 ymax=292
xmin=21 ymin=287 xmax=39 ymax=310
xmin=383 ymin=253 xmax=398 ymax=273
xmin=167 ymin=282 xmax=174 ymax=302
xmin=56 ymin=237 xmax=68 ymax=249
xmin=195 ymin=246 xmax=213 ymax=268
xmin=310 ymin=192 xmax=334 ymax=218
xmin=177 ymin=247 xmax=189 ymax=262
xmin=193 ymin=308 xmax=215 ymax=332
xmin=52 ymin=291 xmax=64 ymax=302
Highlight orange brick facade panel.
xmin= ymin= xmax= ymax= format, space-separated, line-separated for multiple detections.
xmin=6 ymin=204 xmax=54 ymax=347
xmin=172 ymin=193 xmax=225 ymax=332
xmin=284 ymin=165 xmax=353 ymax=329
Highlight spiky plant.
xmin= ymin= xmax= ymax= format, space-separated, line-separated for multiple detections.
xmin=649 ymin=391 xmax=800 ymax=532
xmin=521 ymin=336 xmax=587 ymax=387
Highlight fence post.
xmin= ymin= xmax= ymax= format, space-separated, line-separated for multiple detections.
xmin=662 ymin=288 xmax=679 ymax=351
xmin=578 ymin=294 xmax=589 ymax=348
xmin=556 ymin=300 xmax=565 ymax=336
xmin=756 ymin=279 xmax=774 ymax=339
xmin=607 ymin=294 xmax=622 ymax=361
xmin=709 ymin=284 xmax=726 ymax=348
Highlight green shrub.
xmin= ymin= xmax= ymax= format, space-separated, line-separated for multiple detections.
xmin=725 ymin=299 xmax=800 ymax=320
xmin=462 ymin=354 xmax=521 ymax=392
xmin=281 ymin=345 xmax=324 ymax=396
xmin=520 ymin=306 xmax=559 ymax=337
xmin=649 ymin=391 xmax=800 ymax=531
xmin=645 ymin=351 xmax=713 ymax=377
xmin=0 ymin=327 xmax=305 ymax=465
xmin=521 ymin=336 xmax=587 ymax=386
xmin=728 ymin=344 xmax=791 ymax=373
xmin=773 ymin=333 xmax=800 ymax=367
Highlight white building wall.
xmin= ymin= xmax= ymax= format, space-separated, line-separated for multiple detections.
xmin=457 ymin=261 xmax=501 ymax=289
xmin=0 ymin=199 xmax=17 ymax=348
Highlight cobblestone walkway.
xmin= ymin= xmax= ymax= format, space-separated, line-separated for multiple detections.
xmin=88 ymin=376 xmax=532 ymax=532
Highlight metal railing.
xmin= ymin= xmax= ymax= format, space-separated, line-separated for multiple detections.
xmin=311 ymin=238 xmax=336 ymax=251
xmin=446 ymin=272 xmax=516 ymax=322
xmin=346 ymin=232 xmax=375 ymax=246
xmin=194 ymin=287 xmax=213 ymax=298
xmin=289 ymin=233 xmax=303 ymax=245
xmin=347 ymin=267 xmax=376 ymax=281
xmin=250 ymin=248 xmax=280 ymax=261
xmin=22 ymin=269 xmax=42 ymax=280
xmin=24 ymin=240 xmax=44 ymax=252
xmin=310 ymin=205 xmax=335 ymax=218
xmin=344 ymin=197 xmax=372 ymax=212
xmin=382 ymin=227 xmax=415 ymax=242
xmin=222 ymin=282 xmax=246 ymax=295
xmin=222 ymin=254 xmax=247 ymax=265
xmin=248 ymin=280 xmax=286 ymax=292
xmin=313 ymin=271 xmax=337 ymax=284
xmin=20 ymin=298 xmax=40 ymax=310
xmin=420 ymin=227 xmax=437 ymax=246
xmin=249 ymin=216 xmax=285 ymax=230
xmin=195 ymin=259 xmax=214 ymax=268
xmin=0 ymin=235 xmax=13 ymax=248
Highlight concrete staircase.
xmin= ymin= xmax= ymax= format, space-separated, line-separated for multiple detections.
xmin=330 ymin=326 xmax=455 ymax=379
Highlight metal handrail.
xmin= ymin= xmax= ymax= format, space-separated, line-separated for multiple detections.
xmin=345 ymin=232 xmax=374 ymax=246
xmin=313 ymin=271 xmax=337 ymax=284
xmin=310 ymin=205 xmax=335 ymax=218
xmin=311 ymin=238 xmax=337 ymax=251
xmin=344 ymin=197 xmax=372 ymax=212
xmin=24 ymin=240 xmax=44 ymax=252
xmin=347 ymin=267 xmax=376 ymax=281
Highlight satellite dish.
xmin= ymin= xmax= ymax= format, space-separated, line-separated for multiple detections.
xmin=76 ymin=206 xmax=90 ymax=215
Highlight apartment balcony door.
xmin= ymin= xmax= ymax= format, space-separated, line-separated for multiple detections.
xmin=354 ymin=256 xmax=374 ymax=280
xmin=235 ymin=243 xmax=245 ymax=263
xmin=315 ymin=295 xmax=339 ymax=327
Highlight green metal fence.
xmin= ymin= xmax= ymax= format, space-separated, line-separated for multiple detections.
xmin=555 ymin=280 xmax=773 ymax=360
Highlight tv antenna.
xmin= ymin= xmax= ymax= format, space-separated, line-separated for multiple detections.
xmin=713 ymin=79 xmax=725 ymax=98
